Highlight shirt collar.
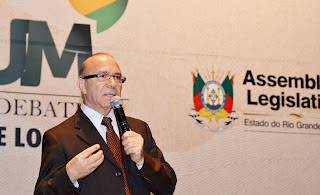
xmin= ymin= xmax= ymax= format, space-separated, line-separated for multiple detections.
xmin=80 ymin=102 xmax=118 ymax=130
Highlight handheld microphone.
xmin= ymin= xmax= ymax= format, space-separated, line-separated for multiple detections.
xmin=110 ymin=96 xmax=130 ymax=133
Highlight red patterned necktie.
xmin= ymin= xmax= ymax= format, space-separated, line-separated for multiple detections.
xmin=102 ymin=117 xmax=131 ymax=195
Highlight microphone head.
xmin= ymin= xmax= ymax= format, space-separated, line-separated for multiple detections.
xmin=111 ymin=96 xmax=123 ymax=108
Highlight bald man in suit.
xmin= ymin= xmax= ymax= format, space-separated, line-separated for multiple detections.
xmin=34 ymin=53 xmax=177 ymax=195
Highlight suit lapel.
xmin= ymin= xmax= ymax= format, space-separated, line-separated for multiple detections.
xmin=73 ymin=109 xmax=120 ymax=169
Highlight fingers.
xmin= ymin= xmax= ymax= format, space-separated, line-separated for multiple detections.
xmin=121 ymin=131 xmax=144 ymax=165
xmin=79 ymin=144 xmax=101 ymax=159
xmin=82 ymin=144 xmax=104 ymax=169
xmin=66 ymin=144 xmax=104 ymax=183
xmin=122 ymin=132 xmax=143 ymax=151
xmin=122 ymin=131 xmax=143 ymax=145
xmin=87 ymin=149 xmax=104 ymax=167
xmin=79 ymin=144 xmax=104 ymax=168
xmin=123 ymin=141 xmax=142 ymax=151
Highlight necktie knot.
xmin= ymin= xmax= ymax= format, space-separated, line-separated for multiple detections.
xmin=102 ymin=117 xmax=112 ymax=127
xmin=101 ymin=117 xmax=112 ymax=127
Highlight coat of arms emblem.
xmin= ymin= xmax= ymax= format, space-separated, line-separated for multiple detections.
xmin=190 ymin=68 xmax=237 ymax=131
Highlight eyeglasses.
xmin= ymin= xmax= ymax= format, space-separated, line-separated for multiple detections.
xmin=82 ymin=72 xmax=126 ymax=83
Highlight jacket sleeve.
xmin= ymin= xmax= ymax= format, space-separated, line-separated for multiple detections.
xmin=34 ymin=131 xmax=80 ymax=195
xmin=136 ymin=122 xmax=177 ymax=195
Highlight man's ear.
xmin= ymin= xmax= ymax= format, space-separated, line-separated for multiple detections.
xmin=77 ymin=78 xmax=87 ymax=95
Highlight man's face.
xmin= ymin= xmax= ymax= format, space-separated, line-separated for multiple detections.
xmin=78 ymin=55 xmax=122 ymax=115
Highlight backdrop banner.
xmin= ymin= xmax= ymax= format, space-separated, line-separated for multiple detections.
xmin=1 ymin=1 xmax=320 ymax=194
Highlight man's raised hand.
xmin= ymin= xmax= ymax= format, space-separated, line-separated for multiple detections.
xmin=66 ymin=144 xmax=104 ymax=183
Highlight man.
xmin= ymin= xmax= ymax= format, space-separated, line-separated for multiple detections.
xmin=34 ymin=53 xmax=177 ymax=195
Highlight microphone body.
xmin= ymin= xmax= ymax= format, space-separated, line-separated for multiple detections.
xmin=111 ymin=96 xmax=130 ymax=133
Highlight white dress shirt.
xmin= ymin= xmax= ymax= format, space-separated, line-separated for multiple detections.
xmin=81 ymin=102 xmax=121 ymax=142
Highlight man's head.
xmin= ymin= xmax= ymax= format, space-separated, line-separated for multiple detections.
xmin=78 ymin=53 xmax=124 ymax=116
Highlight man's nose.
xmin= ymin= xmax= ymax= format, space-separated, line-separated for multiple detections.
xmin=107 ymin=76 xmax=116 ymax=87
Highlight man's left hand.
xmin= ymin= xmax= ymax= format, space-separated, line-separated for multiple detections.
xmin=122 ymin=131 xmax=144 ymax=166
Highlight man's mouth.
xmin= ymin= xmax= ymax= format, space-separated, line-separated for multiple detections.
xmin=104 ymin=93 xmax=116 ymax=97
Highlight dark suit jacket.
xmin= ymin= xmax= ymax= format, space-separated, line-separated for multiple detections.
xmin=34 ymin=109 xmax=177 ymax=195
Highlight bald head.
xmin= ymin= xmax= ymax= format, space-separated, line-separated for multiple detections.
xmin=79 ymin=53 xmax=116 ymax=77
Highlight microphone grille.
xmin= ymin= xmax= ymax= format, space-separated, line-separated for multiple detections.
xmin=111 ymin=96 xmax=123 ymax=108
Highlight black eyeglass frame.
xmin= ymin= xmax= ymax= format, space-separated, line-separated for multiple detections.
xmin=82 ymin=73 xmax=126 ymax=83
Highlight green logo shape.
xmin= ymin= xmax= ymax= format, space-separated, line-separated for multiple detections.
xmin=69 ymin=0 xmax=128 ymax=33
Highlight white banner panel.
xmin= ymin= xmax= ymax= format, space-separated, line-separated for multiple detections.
xmin=1 ymin=0 xmax=320 ymax=194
